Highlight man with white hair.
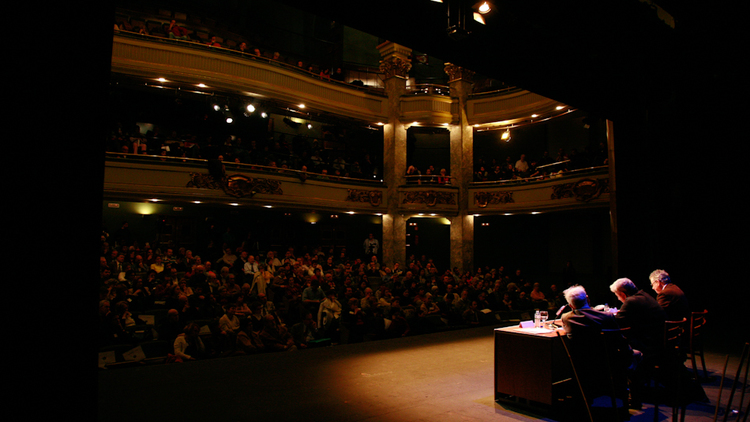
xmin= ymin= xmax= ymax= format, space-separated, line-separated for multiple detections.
xmin=649 ymin=269 xmax=689 ymax=322
xmin=561 ymin=285 xmax=620 ymax=338
xmin=610 ymin=278 xmax=666 ymax=357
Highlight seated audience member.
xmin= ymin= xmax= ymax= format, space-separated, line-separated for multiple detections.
xmin=250 ymin=263 xmax=273 ymax=297
xmin=157 ymin=309 xmax=183 ymax=345
xmin=437 ymin=168 xmax=451 ymax=184
xmin=173 ymin=322 xmax=205 ymax=361
xmin=248 ymin=301 xmax=266 ymax=333
xmin=462 ymin=300 xmax=481 ymax=325
xmin=530 ymin=282 xmax=546 ymax=302
xmin=318 ymin=290 xmax=342 ymax=331
xmin=649 ymin=269 xmax=689 ymax=322
xmin=114 ymin=300 xmax=144 ymax=328
xmin=167 ymin=20 xmax=189 ymax=40
xmin=150 ymin=256 xmax=165 ymax=273
xmin=218 ymin=304 xmax=240 ymax=337
xmin=204 ymin=320 xmax=235 ymax=358
xmin=610 ymin=278 xmax=666 ymax=358
xmin=259 ymin=315 xmax=296 ymax=351
xmin=291 ymin=312 xmax=322 ymax=349
xmin=236 ymin=318 xmax=265 ymax=354
xmin=515 ymin=291 xmax=532 ymax=310
xmin=302 ymin=279 xmax=326 ymax=315
xmin=99 ymin=299 xmax=130 ymax=347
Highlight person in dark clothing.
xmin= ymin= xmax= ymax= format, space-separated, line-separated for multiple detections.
xmin=610 ymin=278 xmax=666 ymax=358
xmin=649 ymin=269 xmax=690 ymax=322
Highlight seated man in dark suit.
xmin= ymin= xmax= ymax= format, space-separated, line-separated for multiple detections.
xmin=610 ymin=277 xmax=666 ymax=359
xmin=649 ymin=269 xmax=689 ymax=322
xmin=561 ymin=285 xmax=634 ymax=410
xmin=562 ymin=285 xmax=620 ymax=338
xmin=562 ymin=285 xmax=633 ymax=365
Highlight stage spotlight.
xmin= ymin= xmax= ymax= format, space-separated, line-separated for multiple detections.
xmin=246 ymin=104 xmax=255 ymax=113
xmin=261 ymin=112 xmax=268 ymax=118
xmin=478 ymin=2 xmax=491 ymax=14
xmin=212 ymin=103 xmax=221 ymax=112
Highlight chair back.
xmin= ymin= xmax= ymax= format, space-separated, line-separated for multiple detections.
xmin=664 ymin=318 xmax=686 ymax=355
xmin=690 ymin=309 xmax=707 ymax=348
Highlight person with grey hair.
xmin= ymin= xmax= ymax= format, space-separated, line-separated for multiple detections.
xmin=562 ymin=285 xmax=638 ymax=413
xmin=561 ymin=285 xmax=621 ymax=339
xmin=649 ymin=269 xmax=689 ymax=321
xmin=610 ymin=277 xmax=665 ymax=357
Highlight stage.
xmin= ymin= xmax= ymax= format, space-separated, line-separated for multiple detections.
xmin=98 ymin=325 xmax=743 ymax=421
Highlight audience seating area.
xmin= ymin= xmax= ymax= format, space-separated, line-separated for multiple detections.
xmin=98 ymin=230 xmax=565 ymax=368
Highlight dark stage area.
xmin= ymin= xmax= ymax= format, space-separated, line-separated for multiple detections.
xmin=98 ymin=324 xmax=746 ymax=422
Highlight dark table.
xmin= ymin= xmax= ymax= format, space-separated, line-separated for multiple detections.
xmin=494 ymin=323 xmax=574 ymax=411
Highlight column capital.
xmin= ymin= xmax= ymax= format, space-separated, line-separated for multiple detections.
xmin=378 ymin=41 xmax=412 ymax=80
xmin=444 ymin=63 xmax=475 ymax=84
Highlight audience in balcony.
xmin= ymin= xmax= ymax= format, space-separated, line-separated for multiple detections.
xmin=167 ymin=20 xmax=190 ymax=40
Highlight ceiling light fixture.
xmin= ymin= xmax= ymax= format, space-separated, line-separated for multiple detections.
xmin=501 ymin=128 xmax=511 ymax=142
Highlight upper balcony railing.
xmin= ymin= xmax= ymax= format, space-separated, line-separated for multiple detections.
xmin=111 ymin=31 xmax=563 ymax=127
xmin=104 ymin=153 xmax=608 ymax=216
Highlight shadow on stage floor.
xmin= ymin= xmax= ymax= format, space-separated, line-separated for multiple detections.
xmin=98 ymin=325 xmax=746 ymax=422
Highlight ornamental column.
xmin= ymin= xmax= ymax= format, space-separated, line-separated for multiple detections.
xmin=445 ymin=63 xmax=475 ymax=273
xmin=377 ymin=42 xmax=411 ymax=268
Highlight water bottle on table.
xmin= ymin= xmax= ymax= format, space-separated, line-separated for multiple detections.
xmin=534 ymin=310 xmax=541 ymax=328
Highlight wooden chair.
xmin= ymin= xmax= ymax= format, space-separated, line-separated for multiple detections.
xmin=557 ymin=327 xmax=631 ymax=422
xmin=651 ymin=318 xmax=688 ymax=422
xmin=713 ymin=342 xmax=749 ymax=422
xmin=689 ymin=309 xmax=709 ymax=381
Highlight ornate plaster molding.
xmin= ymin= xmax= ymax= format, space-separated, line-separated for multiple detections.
xmin=403 ymin=190 xmax=456 ymax=207
xmin=550 ymin=178 xmax=609 ymax=202
xmin=346 ymin=189 xmax=383 ymax=206
xmin=474 ymin=191 xmax=514 ymax=208
xmin=187 ymin=173 xmax=283 ymax=198
xmin=379 ymin=56 xmax=412 ymax=79
xmin=444 ymin=63 xmax=475 ymax=83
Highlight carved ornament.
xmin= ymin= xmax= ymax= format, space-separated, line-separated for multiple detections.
xmin=474 ymin=191 xmax=514 ymax=208
xmin=379 ymin=57 xmax=411 ymax=79
xmin=444 ymin=63 xmax=475 ymax=83
xmin=402 ymin=190 xmax=456 ymax=207
xmin=346 ymin=189 xmax=383 ymax=207
xmin=550 ymin=178 xmax=609 ymax=202
xmin=187 ymin=172 xmax=222 ymax=190
xmin=187 ymin=173 xmax=283 ymax=198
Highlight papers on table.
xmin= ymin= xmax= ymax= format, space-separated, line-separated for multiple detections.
xmin=520 ymin=327 xmax=554 ymax=334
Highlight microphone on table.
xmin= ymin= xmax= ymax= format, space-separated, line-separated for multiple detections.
xmin=548 ymin=305 xmax=569 ymax=329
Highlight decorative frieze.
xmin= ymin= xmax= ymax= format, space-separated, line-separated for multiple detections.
xmin=187 ymin=172 xmax=222 ymax=190
xmin=474 ymin=191 xmax=514 ymax=208
xmin=550 ymin=178 xmax=609 ymax=202
xmin=403 ymin=190 xmax=456 ymax=207
xmin=346 ymin=189 xmax=383 ymax=206
xmin=187 ymin=173 xmax=283 ymax=198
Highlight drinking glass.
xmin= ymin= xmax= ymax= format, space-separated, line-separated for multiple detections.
xmin=539 ymin=311 xmax=548 ymax=328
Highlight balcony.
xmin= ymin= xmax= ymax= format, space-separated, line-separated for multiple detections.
xmin=104 ymin=153 xmax=387 ymax=214
xmin=469 ymin=167 xmax=610 ymax=214
xmin=111 ymin=32 xmax=567 ymax=127
xmin=104 ymin=154 xmax=608 ymax=216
